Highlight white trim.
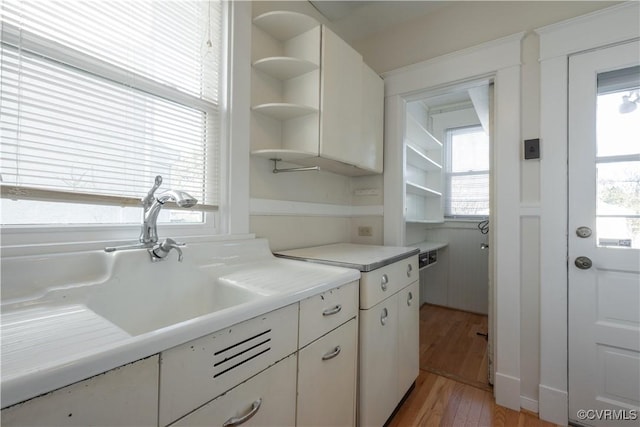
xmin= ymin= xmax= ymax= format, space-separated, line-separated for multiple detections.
xmin=494 ymin=372 xmax=521 ymax=410
xmin=520 ymin=395 xmax=540 ymax=414
xmin=536 ymin=2 xmax=640 ymax=425
xmin=249 ymin=198 xmax=383 ymax=217
xmin=382 ymin=32 xmax=524 ymax=97
xmin=536 ymin=2 xmax=640 ymax=61
xmin=382 ymin=32 xmax=523 ymax=411
xmin=539 ymin=385 xmax=569 ymax=426
xmin=225 ymin=1 xmax=251 ymax=235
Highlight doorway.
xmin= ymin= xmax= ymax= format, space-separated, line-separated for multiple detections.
xmin=402 ymin=81 xmax=494 ymax=389
xmin=568 ymin=40 xmax=640 ymax=425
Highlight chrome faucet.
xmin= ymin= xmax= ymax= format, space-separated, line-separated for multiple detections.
xmin=139 ymin=175 xmax=198 ymax=245
xmin=104 ymin=176 xmax=197 ymax=259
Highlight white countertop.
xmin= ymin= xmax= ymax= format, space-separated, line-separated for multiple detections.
xmin=1 ymin=238 xmax=359 ymax=408
xmin=275 ymin=243 xmax=419 ymax=272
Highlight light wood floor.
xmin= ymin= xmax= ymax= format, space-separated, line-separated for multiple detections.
xmin=387 ymin=304 xmax=559 ymax=427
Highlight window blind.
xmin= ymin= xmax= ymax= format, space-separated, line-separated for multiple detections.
xmin=0 ymin=0 xmax=222 ymax=210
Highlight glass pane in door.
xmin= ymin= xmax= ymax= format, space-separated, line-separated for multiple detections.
xmin=595 ymin=66 xmax=640 ymax=248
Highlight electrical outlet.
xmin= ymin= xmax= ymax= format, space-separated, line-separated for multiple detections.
xmin=358 ymin=226 xmax=373 ymax=237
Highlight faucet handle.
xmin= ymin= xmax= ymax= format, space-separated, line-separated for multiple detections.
xmin=149 ymin=237 xmax=185 ymax=262
xmin=142 ymin=175 xmax=163 ymax=208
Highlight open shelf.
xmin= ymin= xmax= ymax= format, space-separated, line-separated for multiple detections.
xmin=405 ymin=114 xmax=442 ymax=151
xmin=405 ymin=218 xmax=444 ymax=224
xmin=253 ymin=57 xmax=318 ymax=81
xmin=406 ymin=145 xmax=441 ymax=171
xmin=406 ymin=182 xmax=442 ymax=198
xmin=253 ymin=11 xmax=319 ymax=41
xmin=252 ymin=103 xmax=318 ymax=120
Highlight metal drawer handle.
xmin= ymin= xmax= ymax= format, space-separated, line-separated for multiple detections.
xmin=322 ymin=304 xmax=342 ymax=316
xmin=322 ymin=345 xmax=342 ymax=361
xmin=381 ymin=274 xmax=388 ymax=291
xmin=223 ymin=398 xmax=262 ymax=427
xmin=407 ymin=263 xmax=413 ymax=277
xmin=407 ymin=291 xmax=413 ymax=306
xmin=381 ymin=307 xmax=388 ymax=326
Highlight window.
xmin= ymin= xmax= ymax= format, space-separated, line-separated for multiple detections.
xmin=445 ymin=125 xmax=489 ymax=218
xmin=0 ymin=1 xmax=225 ymax=229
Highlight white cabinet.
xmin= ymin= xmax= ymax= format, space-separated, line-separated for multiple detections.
xmin=297 ymin=319 xmax=358 ymax=427
xmin=171 ymin=354 xmax=297 ymax=427
xmin=397 ymin=281 xmax=420 ymax=395
xmin=159 ymin=304 xmax=298 ymax=426
xmin=1 ymin=357 xmax=159 ymax=427
xmin=358 ymin=256 xmax=420 ymax=427
xmin=359 ymin=295 xmax=399 ymax=427
xmin=297 ymin=281 xmax=359 ymax=427
xmin=251 ymin=10 xmax=383 ymax=176
xmin=404 ymin=107 xmax=444 ymax=223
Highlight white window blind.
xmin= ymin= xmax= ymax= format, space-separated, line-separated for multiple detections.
xmin=445 ymin=125 xmax=490 ymax=217
xmin=0 ymin=1 xmax=223 ymax=221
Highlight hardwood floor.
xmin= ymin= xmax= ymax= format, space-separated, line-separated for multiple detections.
xmin=386 ymin=304 xmax=559 ymax=427
xmin=419 ymin=304 xmax=490 ymax=391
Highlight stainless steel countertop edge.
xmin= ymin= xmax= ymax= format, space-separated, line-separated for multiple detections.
xmin=274 ymin=247 xmax=420 ymax=272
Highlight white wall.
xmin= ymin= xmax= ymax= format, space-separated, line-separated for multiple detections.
xmin=248 ymin=1 xmax=384 ymax=251
xmin=351 ymin=0 xmax=616 ymax=412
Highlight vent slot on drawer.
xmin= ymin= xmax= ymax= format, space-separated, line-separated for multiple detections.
xmin=213 ymin=329 xmax=272 ymax=378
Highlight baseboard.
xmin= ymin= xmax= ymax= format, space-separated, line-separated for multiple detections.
xmin=494 ymin=372 xmax=520 ymax=410
xmin=539 ymin=384 xmax=568 ymax=426
xmin=520 ymin=395 xmax=539 ymax=414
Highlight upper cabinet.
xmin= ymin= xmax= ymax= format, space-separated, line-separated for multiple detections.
xmin=404 ymin=104 xmax=444 ymax=223
xmin=251 ymin=11 xmax=383 ymax=176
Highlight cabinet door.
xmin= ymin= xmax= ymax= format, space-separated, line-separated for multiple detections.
xmin=1 ymin=357 xmax=158 ymax=427
xmin=320 ymin=26 xmax=362 ymax=166
xmin=171 ymin=354 xmax=297 ymax=427
xmin=359 ymin=296 xmax=398 ymax=427
xmin=360 ymin=63 xmax=384 ymax=173
xmin=397 ymin=281 xmax=420 ymax=397
xmin=297 ymin=318 xmax=357 ymax=427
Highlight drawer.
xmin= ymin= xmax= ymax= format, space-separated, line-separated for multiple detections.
xmin=297 ymin=318 xmax=357 ymax=427
xmin=360 ymin=255 xmax=418 ymax=309
xmin=171 ymin=354 xmax=297 ymax=427
xmin=299 ymin=281 xmax=358 ymax=348
xmin=159 ymin=303 xmax=299 ymax=426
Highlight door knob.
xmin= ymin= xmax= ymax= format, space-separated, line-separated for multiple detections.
xmin=574 ymin=256 xmax=593 ymax=270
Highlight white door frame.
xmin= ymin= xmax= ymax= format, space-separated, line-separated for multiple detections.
xmin=382 ymin=31 xmax=524 ymax=410
xmin=537 ymin=2 xmax=640 ymax=425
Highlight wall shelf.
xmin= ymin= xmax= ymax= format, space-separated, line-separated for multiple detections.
xmin=253 ymin=57 xmax=318 ymax=81
xmin=252 ymin=103 xmax=318 ymax=120
xmin=405 ymin=114 xmax=442 ymax=151
xmin=253 ymin=11 xmax=320 ymax=41
xmin=406 ymin=145 xmax=441 ymax=171
xmin=406 ymin=182 xmax=442 ymax=198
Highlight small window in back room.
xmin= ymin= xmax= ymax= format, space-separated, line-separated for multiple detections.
xmin=445 ymin=125 xmax=490 ymax=218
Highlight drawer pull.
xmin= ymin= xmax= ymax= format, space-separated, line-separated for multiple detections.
xmin=223 ymin=398 xmax=262 ymax=427
xmin=407 ymin=263 xmax=413 ymax=277
xmin=381 ymin=274 xmax=389 ymax=291
xmin=322 ymin=304 xmax=342 ymax=316
xmin=322 ymin=345 xmax=342 ymax=361
xmin=407 ymin=291 xmax=413 ymax=306
xmin=381 ymin=307 xmax=388 ymax=326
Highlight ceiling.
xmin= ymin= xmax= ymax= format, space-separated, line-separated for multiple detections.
xmin=309 ymin=1 xmax=448 ymax=43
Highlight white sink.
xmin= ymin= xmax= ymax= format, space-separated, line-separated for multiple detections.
xmin=2 ymin=246 xmax=262 ymax=337
xmin=86 ymin=254 xmax=260 ymax=336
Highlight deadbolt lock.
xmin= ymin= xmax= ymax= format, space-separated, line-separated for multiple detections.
xmin=576 ymin=226 xmax=592 ymax=238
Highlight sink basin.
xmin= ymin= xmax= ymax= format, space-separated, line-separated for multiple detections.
xmin=85 ymin=251 xmax=261 ymax=336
